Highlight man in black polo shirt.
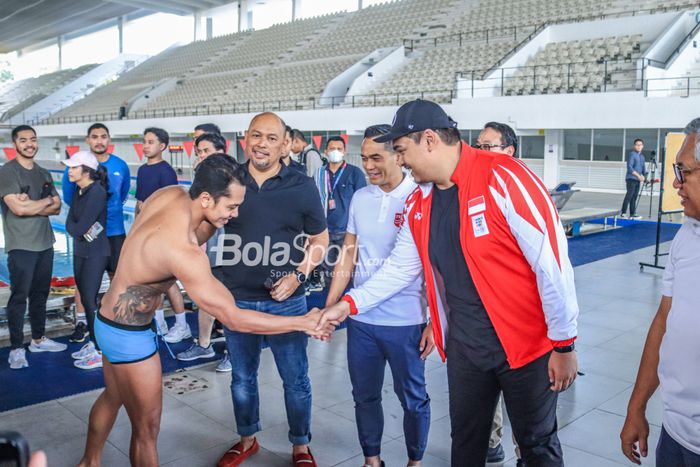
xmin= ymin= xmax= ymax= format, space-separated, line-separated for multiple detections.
xmin=217 ymin=112 xmax=329 ymax=467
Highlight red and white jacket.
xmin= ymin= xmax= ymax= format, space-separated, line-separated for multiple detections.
xmin=344 ymin=143 xmax=578 ymax=369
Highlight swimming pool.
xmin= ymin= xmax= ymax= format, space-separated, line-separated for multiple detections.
xmin=0 ymin=169 xmax=188 ymax=284
xmin=0 ymin=201 xmax=136 ymax=284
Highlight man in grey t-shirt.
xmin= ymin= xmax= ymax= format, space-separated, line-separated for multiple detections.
xmin=0 ymin=125 xmax=67 ymax=369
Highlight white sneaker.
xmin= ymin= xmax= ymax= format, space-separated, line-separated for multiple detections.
xmin=74 ymin=351 xmax=103 ymax=370
xmin=8 ymin=348 xmax=28 ymax=369
xmin=28 ymin=337 xmax=68 ymax=353
xmin=631 ymin=215 xmax=643 ymax=220
xmin=71 ymin=341 xmax=96 ymax=360
xmin=163 ymin=324 xmax=192 ymax=343
xmin=156 ymin=320 xmax=169 ymax=335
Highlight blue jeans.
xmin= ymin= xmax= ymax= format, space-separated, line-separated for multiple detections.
xmin=657 ymin=426 xmax=700 ymax=467
xmin=224 ymin=294 xmax=311 ymax=445
xmin=347 ymin=319 xmax=430 ymax=460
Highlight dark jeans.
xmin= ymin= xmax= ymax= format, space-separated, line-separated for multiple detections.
xmin=657 ymin=426 xmax=700 ymax=467
xmin=621 ymin=179 xmax=641 ymax=216
xmin=224 ymin=294 xmax=311 ymax=445
xmin=347 ymin=319 xmax=430 ymax=461
xmin=447 ymin=338 xmax=562 ymax=467
xmin=7 ymin=248 xmax=54 ymax=349
xmin=74 ymin=255 xmax=109 ymax=348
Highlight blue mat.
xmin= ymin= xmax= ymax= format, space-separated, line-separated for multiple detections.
xmin=0 ymin=289 xmax=332 ymax=413
xmin=567 ymin=220 xmax=680 ymax=267
xmin=0 ymin=221 xmax=681 ymax=412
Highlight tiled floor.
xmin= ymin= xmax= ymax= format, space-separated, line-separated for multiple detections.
xmin=0 ymin=243 xmax=669 ymax=466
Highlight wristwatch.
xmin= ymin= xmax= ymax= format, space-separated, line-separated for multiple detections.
xmin=295 ymin=270 xmax=307 ymax=284
xmin=553 ymin=343 xmax=575 ymax=353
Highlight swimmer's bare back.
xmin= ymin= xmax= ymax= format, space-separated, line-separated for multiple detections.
xmin=100 ymin=186 xmax=214 ymax=326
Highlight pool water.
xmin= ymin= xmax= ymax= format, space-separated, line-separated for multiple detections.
xmin=0 ymin=203 xmax=135 ymax=283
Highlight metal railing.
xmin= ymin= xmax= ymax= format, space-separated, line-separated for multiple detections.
xmin=21 ymin=72 xmax=700 ymax=127
xmin=403 ymin=25 xmax=539 ymax=50
xmin=644 ymin=75 xmax=700 ymax=97
xmin=455 ymin=57 xmax=666 ymax=98
xmin=405 ymin=2 xmax=700 ymax=51
xmin=34 ymin=89 xmax=457 ymax=125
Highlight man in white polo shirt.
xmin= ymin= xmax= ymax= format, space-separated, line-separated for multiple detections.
xmin=621 ymin=118 xmax=700 ymax=466
xmin=325 ymin=124 xmax=434 ymax=467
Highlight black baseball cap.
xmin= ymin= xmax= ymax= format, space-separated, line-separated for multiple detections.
xmin=374 ymin=99 xmax=459 ymax=143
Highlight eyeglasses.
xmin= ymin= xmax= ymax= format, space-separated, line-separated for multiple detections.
xmin=672 ymin=163 xmax=700 ymax=184
xmin=472 ymin=143 xmax=508 ymax=151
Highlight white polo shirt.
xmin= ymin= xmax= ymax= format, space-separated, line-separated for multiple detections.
xmin=346 ymin=174 xmax=426 ymax=326
xmin=658 ymin=217 xmax=700 ymax=454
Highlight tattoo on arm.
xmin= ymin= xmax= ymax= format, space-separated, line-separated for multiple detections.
xmin=112 ymin=285 xmax=164 ymax=326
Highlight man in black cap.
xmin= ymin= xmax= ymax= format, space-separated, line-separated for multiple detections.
xmin=318 ymin=100 xmax=579 ymax=466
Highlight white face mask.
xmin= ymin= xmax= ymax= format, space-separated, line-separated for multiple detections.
xmin=328 ymin=149 xmax=344 ymax=163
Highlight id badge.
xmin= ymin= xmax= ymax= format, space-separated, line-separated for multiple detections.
xmin=328 ymin=198 xmax=336 ymax=210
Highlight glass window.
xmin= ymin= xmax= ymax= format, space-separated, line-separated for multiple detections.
xmin=593 ymin=129 xmax=623 ymax=161
xmin=520 ymin=136 xmax=545 ymax=159
xmin=625 ymin=129 xmax=659 ymax=163
xmin=563 ymin=129 xmax=591 ymax=160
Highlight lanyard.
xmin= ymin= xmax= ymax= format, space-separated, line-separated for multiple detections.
xmin=326 ymin=162 xmax=346 ymax=200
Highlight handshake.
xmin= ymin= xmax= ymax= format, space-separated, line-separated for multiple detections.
xmin=299 ymin=300 xmax=353 ymax=341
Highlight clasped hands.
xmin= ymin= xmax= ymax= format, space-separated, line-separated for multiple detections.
xmin=301 ymin=300 xmax=351 ymax=340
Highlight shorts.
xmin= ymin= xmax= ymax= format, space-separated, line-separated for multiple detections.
xmin=94 ymin=311 xmax=158 ymax=364
xmin=106 ymin=234 xmax=126 ymax=273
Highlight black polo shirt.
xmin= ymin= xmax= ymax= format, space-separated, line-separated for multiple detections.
xmin=221 ymin=161 xmax=327 ymax=301
xmin=428 ymin=184 xmax=506 ymax=371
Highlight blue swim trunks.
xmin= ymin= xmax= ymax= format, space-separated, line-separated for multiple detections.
xmin=94 ymin=312 xmax=158 ymax=364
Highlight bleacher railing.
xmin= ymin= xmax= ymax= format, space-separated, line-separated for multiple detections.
xmin=403 ymin=25 xmax=539 ymax=50
xmin=34 ymin=90 xmax=457 ymax=125
xmin=404 ymin=2 xmax=700 ymax=51
xmin=455 ymin=57 xmax=667 ymax=97
xmin=22 ymin=72 xmax=700 ymax=127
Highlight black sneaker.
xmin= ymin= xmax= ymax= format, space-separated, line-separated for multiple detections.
xmin=69 ymin=322 xmax=89 ymax=343
xmin=486 ymin=443 xmax=505 ymax=464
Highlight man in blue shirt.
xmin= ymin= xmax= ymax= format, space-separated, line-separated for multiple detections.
xmin=315 ymin=136 xmax=366 ymax=286
xmin=62 ymin=123 xmax=131 ymax=276
xmin=621 ymin=138 xmax=647 ymax=219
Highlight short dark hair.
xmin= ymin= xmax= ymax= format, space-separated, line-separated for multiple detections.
xmin=87 ymin=123 xmax=110 ymax=136
xmin=291 ymin=129 xmax=307 ymax=143
xmin=484 ymin=122 xmax=518 ymax=152
xmin=325 ymin=135 xmax=345 ymax=150
xmin=633 ymin=138 xmax=644 ymax=145
xmin=406 ymin=128 xmax=461 ymax=146
xmin=364 ymin=124 xmax=393 ymax=151
xmin=144 ymin=127 xmax=170 ymax=147
xmin=190 ymin=153 xmax=248 ymax=202
xmin=195 ymin=132 xmax=227 ymax=152
xmin=285 ymin=125 xmax=293 ymax=137
xmin=12 ymin=125 xmax=36 ymax=142
xmin=194 ymin=123 xmax=221 ymax=135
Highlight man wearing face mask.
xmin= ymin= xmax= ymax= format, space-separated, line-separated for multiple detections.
xmin=316 ymin=136 xmax=366 ymax=286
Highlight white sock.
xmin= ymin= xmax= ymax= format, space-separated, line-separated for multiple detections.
xmin=155 ymin=309 xmax=165 ymax=325
xmin=76 ymin=313 xmax=87 ymax=325
xmin=175 ymin=312 xmax=187 ymax=328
